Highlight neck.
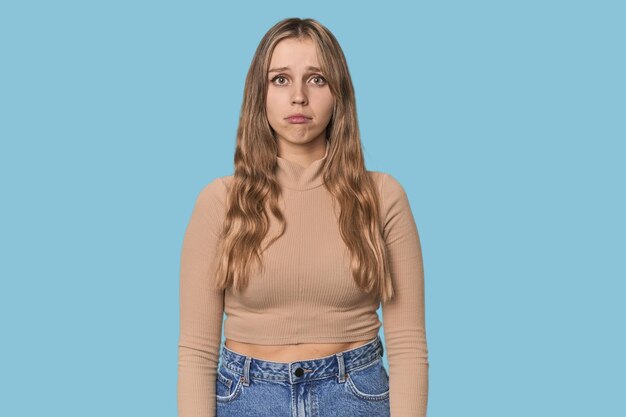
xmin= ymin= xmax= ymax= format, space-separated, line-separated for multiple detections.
xmin=275 ymin=139 xmax=329 ymax=191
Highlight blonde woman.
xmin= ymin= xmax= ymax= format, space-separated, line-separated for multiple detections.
xmin=177 ymin=17 xmax=429 ymax=417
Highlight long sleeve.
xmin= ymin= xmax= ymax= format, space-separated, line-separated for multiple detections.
xmin=380 ymin=173 xmax=429 ymax=416
xmin=177 ymin=178 xmax=227 ymax=417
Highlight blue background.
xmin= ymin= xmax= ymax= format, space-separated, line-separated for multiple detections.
xmin=1 ymin=1 xmax=624 ymax=416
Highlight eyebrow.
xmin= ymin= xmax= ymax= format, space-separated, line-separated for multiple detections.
xmin=268 ymin=66 xmax=323 ymax=74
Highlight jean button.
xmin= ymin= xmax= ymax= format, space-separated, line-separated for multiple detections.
xmin=294 ymin=367 xmax=304 ymax=377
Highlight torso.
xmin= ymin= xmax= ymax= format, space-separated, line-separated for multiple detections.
xmin=224 ymin=339 xmax=374 ymax=362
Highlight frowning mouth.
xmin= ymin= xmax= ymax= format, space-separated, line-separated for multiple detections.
xmin=285 ymin=115 xmax=312 ymax=124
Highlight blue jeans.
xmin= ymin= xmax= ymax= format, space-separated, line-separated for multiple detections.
xmin=216 ymin=334 xmax=391 ymax=417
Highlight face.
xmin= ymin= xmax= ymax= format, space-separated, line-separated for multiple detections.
xmin=265 ymin=37 xmax=334 ymax=149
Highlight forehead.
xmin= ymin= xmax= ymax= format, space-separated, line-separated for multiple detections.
xmin=269 ymin=38 xmax=321 ymax=68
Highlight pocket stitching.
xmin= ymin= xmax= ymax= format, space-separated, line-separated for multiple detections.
xmin=345 ymin=358 xmax=390 ymax=401
xmin=217 ymin=370 xmax=232 ymax=389
xmin=216 ymin=368 xmax=243 ymax=402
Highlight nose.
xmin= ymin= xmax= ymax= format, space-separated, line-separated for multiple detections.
xmin=291 ymin=81 xmax=308 ymax=106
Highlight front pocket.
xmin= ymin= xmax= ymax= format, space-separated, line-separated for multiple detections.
xmin=216 ymin=366 xmax=244 ymax=402
xmin=345 ymin=357 xmax=390 ymax=401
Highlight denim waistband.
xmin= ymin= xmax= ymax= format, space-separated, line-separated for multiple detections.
xmin=219 ymin=335 xmax=384 ymax=385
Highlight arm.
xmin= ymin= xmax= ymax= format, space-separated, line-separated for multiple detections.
xmin=177 ymin=178 xmax=227 ymax=417
xmin=380 ymin=173 xmax=429 ymax=416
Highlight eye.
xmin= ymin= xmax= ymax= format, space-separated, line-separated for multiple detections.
xmin=269 ymin=74 xmax=328 ymax=86
xmin=270 ymin=75 xmax=288 ymax=85
xmin=311 ymin=75 xmax=327 ymax=86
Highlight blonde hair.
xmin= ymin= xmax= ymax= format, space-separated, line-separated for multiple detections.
xmin=214 ymin=17 xmax=394 ymax=303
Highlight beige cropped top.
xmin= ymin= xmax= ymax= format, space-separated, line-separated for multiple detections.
xmin=177 ymin=144 xmax=429 ymax=416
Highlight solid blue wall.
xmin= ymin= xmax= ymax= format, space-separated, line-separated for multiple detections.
xmin=1 ymin=1 xmax=624 ymax=416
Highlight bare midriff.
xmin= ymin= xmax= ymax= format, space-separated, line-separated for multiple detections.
xmin=224 ymin=338 xmax=374 ymax=362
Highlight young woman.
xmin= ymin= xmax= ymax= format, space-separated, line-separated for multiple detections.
xmin=178 ymin=18 xmax=429 ymax=417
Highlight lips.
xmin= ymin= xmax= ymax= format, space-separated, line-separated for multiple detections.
xmin=285 ymin=114 xmax=312 ymax=124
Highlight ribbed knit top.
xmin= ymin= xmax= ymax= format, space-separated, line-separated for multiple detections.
xmin=177 ymin=142 xmax=429 ymax=416
xmin=275 ymin=142 xmax=327 ymax=190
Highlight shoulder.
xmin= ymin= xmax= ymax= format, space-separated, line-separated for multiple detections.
xmin=194 ymin=175 xmax=233 ymax=209
xmin=367 ymin=170 xmax=409 ymax=204
xmin=367 ymin=170 xmax=414 ymax=233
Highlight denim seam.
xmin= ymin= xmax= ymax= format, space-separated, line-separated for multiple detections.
xmin=221 ymin=354 xmax=381 ymax=382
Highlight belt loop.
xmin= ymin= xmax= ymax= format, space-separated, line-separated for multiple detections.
xmin=242 ymin=356 xmax=252 ymax=387
xmin=336 ymin=352 xmax=346 ymax=383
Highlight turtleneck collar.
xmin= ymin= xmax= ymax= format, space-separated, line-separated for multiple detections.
xmin=276 ymin=139 xmax=329 ymax=191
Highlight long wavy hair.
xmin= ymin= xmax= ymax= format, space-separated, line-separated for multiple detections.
xmin=213 ymin=17 xmax=395 ymax=304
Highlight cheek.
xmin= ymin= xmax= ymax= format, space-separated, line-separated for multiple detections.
xmin=317 ymin=93 xmax=334 ymax=119
xmin=265 ymin=93 xmax=281 ymax=118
